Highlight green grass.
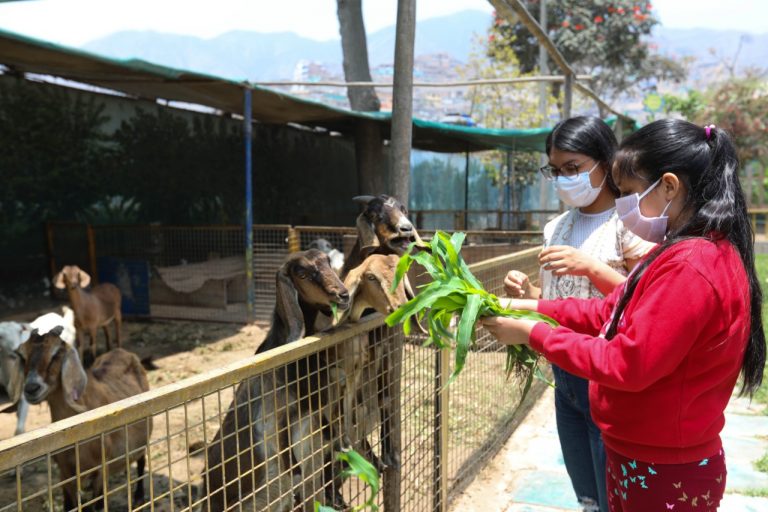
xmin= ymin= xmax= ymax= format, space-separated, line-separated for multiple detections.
xmin=754 ymin=253 xmax=768 ymax=407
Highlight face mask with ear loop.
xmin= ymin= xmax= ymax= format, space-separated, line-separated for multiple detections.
xmin=615 ymin=178 xmax=672 ymax=243
xmin=553 ymin=162 xmax=605 ymax=207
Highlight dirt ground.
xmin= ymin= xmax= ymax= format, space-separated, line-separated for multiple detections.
xmin=0 ymin=318 xmax=268 ymax=441
xmin=0 ymin=317 xmax=268 ymax=511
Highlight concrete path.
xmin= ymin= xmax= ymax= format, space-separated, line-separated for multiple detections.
xmin=450 ymin=389 xmax=768 ymax=511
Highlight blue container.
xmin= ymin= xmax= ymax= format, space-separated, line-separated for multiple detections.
xmin=97 ymin=257 xmax=150 ymax=316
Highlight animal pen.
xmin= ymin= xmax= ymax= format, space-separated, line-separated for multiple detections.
xmin=0 ymin=247 xmax=542 ymax=512
xmin=45 ymin=222 xmax=543 ymax=323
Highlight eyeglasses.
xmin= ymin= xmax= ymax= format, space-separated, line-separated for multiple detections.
xmin=539 ymin=160 xmax=598 ymax=181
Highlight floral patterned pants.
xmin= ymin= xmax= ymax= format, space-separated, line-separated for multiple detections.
xmin=605 ymin=447 xmax=726 ymax=511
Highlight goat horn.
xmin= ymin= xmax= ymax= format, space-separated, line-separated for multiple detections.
xmin=352 ymin=195 xmax=376 ymax=204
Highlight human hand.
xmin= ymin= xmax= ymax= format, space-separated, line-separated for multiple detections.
xmin=504 ymin=270 xmax=531 ymax=298
xmin=480 ymin=316 xmax=538 ymax=346
xmin=539 ymin=245 xmax=597 ymax=277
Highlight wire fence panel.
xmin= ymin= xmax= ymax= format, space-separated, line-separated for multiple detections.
xmin=0 ymin=248 xmax=542 ymax=512
xmin=47 ymin=223 xmax=543 ymax=326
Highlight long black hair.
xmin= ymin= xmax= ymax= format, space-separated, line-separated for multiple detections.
xmin=546 ymin=116 xmax=620 ymax=196
xmin=606 ymin=119 xmax=765 ymax=396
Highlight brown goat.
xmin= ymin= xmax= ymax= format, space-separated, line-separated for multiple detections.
xmin=340 ymin=194 xmax=424 ymax=278
xmin=18 ymin=327 xmax=151 ymax=511
xmin=204 ymin=249 xmax=350 ymax=512
xmin=53 ymin=265 xmax=122 ymax=363
xmin=335 ymin=254 xmax=414 ymax=470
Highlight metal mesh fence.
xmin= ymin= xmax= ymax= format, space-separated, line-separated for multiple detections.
xmin=46 ymin=223 xmax=541 ymax=325
xmin=0 ymin=247 xmax=543 ymax=512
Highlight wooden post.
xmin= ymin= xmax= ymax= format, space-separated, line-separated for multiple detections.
xmin=382 ymin=329 xmax=405 ymax=511
xmin=45 ymin=222 xmax=57 ymax=295
xmin=563 ymin=73 xmax=573 ymax=120
xmin=388 ymin=0 xmax=416 ymax=206
xmin=432 ymin=347 xmax=451 ymax=512
xmin=287 ymin=227 xmax=300 ymax=253
xmin=86 ymin=224 xmax=98 ymax=285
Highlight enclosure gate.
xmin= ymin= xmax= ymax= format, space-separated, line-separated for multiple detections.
xmin=0 ymin=248 xmax=543 ymax=512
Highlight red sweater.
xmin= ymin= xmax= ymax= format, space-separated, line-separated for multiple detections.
xmin=529 ymin=238 xmax=750 ymax=464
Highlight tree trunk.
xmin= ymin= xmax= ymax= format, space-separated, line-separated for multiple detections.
xmin=389 ymin=0 xmax=416 ymax=208
xmin=337 ymin=0 xmax=385 ymax=195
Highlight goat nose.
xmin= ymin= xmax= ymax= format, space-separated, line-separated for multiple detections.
xmin=24 ymin=382 xmax=41 ymax=396
xmin=338 ymin=291 xmax=350 ymax=302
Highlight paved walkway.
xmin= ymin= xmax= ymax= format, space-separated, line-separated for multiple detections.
xmin=450 ymin=389 xmax=768 ymax=512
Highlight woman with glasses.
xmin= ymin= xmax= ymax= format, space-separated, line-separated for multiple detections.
xmin=504 ymin=116 xmax=653 ymax=512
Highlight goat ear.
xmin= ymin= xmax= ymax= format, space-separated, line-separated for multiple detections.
xmin=340 ymin=264 xmax=366 ymax=323
xmin=5 ymin=355 xmax=24 ymax=405
xmin=61 ymin=345 xmax=88 ymax=413
xmin=77 ymin=269 xmax=91 ymax=288
xmin=356 ymin=213 xmax=379 ymax=257
xmin=53 ymin=271 xmax=66 ymax=290
xmin=275 ymin=264 xmax=306 ymax=343
xmin=352 ymin=195 xmax=375 ymax=205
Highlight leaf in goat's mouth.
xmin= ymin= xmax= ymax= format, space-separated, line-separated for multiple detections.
xmin=330 ymin=302 xmax=338 ymax=322
xmin=385 ymin=231 xmax=558 ymax=390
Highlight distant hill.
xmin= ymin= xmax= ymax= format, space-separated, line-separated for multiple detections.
xmin=652 ymin=27 xmax=768 ymax=79
xmin=82 ymin=10 xmax=493 ymax=81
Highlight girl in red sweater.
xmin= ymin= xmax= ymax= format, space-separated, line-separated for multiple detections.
xmin=483 ymin=119 xmax=766 ymax=512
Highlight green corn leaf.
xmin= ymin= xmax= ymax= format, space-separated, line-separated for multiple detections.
xmin=330 ymin=302 xmax=338 ymax=323
xmin=338 ymin=449 xmax=380 ymax=512
xmin=391 ymin=242 xmax=416 ymax=292
xmin=451 ymin=293 xmax=483 ymax=382
xmin=387 ymin=230 xmax=558 ymax=389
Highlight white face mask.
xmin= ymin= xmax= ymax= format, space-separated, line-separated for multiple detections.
xmin=554 ymin=162 xmax=605 ymax=207
xmin=615 ymin=178 xmax=672 ymax=243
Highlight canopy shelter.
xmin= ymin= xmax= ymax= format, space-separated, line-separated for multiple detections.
xmin=0 ymin=27 xmax=589 ymax=154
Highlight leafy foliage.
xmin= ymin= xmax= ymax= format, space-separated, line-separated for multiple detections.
xmin=385 ymin=231 xmax=557 ymax=388
xmin=314 ymin=448 xmax=380 ymax=512
xmin=488 ymin=1 xmax=686 ymax=103
xmin=664 ymin=72 xmax=768 ymax=165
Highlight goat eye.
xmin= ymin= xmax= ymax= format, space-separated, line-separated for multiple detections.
xmin=296 ymin=271 xmax=307 ymax=279
xmin=366 ymin=274 xmax=377 ymax=281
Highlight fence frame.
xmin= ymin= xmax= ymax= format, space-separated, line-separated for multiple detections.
xmin=0 ymin=247 xmax=542 ymax=512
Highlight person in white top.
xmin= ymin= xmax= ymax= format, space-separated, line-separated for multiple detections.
xmin=504 ymin=117 xmax=654 ymax=512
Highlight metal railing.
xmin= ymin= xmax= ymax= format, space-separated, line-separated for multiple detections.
xmin=45 ymin=223 xmax=543 ymax=324
xmin=0 ymin=247 xmax=544 ymax=512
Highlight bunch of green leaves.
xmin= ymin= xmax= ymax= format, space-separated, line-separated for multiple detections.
xmin=315 ymin=448 xmax=380 ymax=512
xmin=385 ymin=231 xmax=557 ymax=387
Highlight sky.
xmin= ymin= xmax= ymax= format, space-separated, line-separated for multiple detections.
xmin=0 ymin=0 xmax=765 ymax=48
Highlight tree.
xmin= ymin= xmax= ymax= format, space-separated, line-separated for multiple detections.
xmin=664 ymin=71 xmax=768 ymax=205
xmin=336 ymin=0 xmax=386 ymax=197
xmin=460 ymin=35 xmax=549 ymax=219
xmin=488 ymin=1 xmax=686 ymax=105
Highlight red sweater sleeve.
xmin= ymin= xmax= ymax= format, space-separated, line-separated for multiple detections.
xmin=536 ymin=284 xmax=622 ymax=336
xmin=529 ymin=260 xmax=719 ymax=391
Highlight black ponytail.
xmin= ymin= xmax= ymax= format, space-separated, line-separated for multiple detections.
xmin=606 ymin=119 xmax=765 ymax=396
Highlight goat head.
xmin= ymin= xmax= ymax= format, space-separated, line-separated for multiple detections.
xmin=18 ymin=326 xmax=88 ymax=413
xmin=353 ymin=195 xmax=425 ymax=257
xmin=53 ymin=265 xmax=91 ymax=289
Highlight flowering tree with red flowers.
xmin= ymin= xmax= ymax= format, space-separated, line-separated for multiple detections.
xmin=488 ymin=1 xmax=686 ymax=105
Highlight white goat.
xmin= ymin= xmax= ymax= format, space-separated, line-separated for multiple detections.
xmin=0 ymin=307 xmax=76 ymax=435
xmin=308 ymin=238 xmax=345 ymax=275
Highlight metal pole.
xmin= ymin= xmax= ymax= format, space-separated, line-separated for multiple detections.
xmin=538 ymin=0 xmax=550 ymax=223
xmin=244 ymin=88 xmax=255 ymax=322
xmin=389 ymin=0 xmax=416 ymax=205
xmin=464 ymin=151 xmax=470 ymax=230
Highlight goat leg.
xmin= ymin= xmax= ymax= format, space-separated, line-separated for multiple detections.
xmin=132 ymin=455 xmax=147 ymax=505
xmin=114 ymin=310 xmax=122 ymax=349
xmin=102 ymin=325 xmax=111 ymax=352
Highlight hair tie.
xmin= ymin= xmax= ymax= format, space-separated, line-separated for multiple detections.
xmin=704 ymin=124 xmax=715 ymax=141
